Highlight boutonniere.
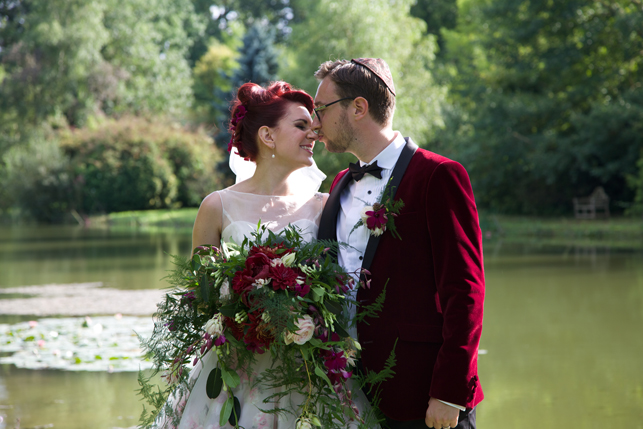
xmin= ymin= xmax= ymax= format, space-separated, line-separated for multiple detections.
xmin=350 ymin=179 xmax=404 ymax=239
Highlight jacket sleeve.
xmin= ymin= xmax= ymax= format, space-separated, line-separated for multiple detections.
xmin=426 ymin=160 xmax=485 ymax=408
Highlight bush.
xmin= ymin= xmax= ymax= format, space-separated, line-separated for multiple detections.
xmin=59 ymin=117 xmax=224 ymax=214
xmin=626 ymin=150 xmax=643 ymax=218
xmin=0 ymin=128 xmax=74 ymax=222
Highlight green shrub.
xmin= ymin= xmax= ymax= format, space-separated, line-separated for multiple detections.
xmin=59 ymin=117 xmax=224 ymax=214
xmin=0 ymin=128 xmax=73 ymax=222
xmin=626 ymin=151 xmax=643 ymax=217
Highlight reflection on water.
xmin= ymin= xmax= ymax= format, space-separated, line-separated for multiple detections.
xmin=0 ymin=226 xmax=193 ymax=290
xmin=0 ymin=366 xmax=143 ymax=429
xmin=478 ymin=241 xmax=643 ymax=427
xmin=0 ymin=226 xmax=642 ymax=428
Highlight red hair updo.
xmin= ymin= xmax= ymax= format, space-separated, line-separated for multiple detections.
xmin=228 ymin=81 xmax=314 ymax=161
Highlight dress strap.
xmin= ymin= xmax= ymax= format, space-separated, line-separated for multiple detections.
xmin=216 ymin=190 xmax=234 ymax=231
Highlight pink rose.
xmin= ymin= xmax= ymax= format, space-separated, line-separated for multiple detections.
xmin=284 ymin=315 xmax=315 ymax=345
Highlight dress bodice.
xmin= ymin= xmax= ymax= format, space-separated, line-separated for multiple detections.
xmin=218 ymin=189 xmax=326 ymax=245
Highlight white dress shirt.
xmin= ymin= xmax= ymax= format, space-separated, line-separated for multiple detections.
xmin=336 ymin=132 xmax=466 ymax=412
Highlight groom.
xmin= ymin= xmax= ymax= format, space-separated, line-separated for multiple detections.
xmin=314 ymin=59 xmax=485 ymax=429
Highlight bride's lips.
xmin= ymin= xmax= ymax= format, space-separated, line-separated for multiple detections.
xmin=300 ymin=143 xmax=314 ymax=154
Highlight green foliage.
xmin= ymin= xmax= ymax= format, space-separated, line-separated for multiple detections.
xmin=432 ymin=0 xmax=643 ymax=215
xmin=0 ymin=0 xmax=201 ymax=131
xmin=0 ymin=127 xmax=73 ymax=222
xmin=410 ymin=0 xmax=458 ymax=51
xmin=188 ymin=0 xmax=306 ymax=63
xmin=59 ymin=117 xmax=224 ymax=214
xmin=100 ymin=0 xmax=203 ymax=117
xmin=192 ymin=39 xmax=240 ymax=122
xmin=626 ymin=149 xmax=643 ymax=217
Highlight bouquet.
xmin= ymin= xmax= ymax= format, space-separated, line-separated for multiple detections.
xmin=138 ymin=224 xmax=395 ymax=429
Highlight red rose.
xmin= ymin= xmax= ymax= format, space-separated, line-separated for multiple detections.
xmin=245 ymin=252 xmax=271 ymax=275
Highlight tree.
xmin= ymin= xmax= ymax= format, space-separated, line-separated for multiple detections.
xmin=0 ymin=0 xmax=202 ymax=132
xmin=433 ymin=0 xmax=643 ymax=214
xmin=213 ymin=21 xmax=280 ymax=151
xmin=192 ymin=39 xmax=240 ymax=123
xmin=188 ymin=0 xmax=306 ymax=65
xmin=410 ymin=0 xmax=458 ymax=52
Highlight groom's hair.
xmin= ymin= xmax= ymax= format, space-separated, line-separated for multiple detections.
xmin=314 ymin=60 xmax=395 ymax=126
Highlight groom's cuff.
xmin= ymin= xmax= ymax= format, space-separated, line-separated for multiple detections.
xmin=437 ymin=399 xmax=466 ymax=411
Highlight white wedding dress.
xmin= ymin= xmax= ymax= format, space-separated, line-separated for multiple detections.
xmin=155 ymin=189 xmax=371 ymax=429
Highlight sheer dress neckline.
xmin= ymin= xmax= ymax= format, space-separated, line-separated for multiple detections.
xmin=217 ymin=188 xmax=325 ymax=245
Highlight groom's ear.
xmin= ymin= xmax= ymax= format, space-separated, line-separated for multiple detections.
xmin=257 ymin=126 xmax=275 ymax=150
xmin=352 ymin=97 xmax=369 ymax=122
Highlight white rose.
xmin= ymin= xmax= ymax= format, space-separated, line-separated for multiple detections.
xmin=281 ymin=252 xmax=297 ymax=267
xmin=371 ymin=227 xmax=384 ymax=236
xmin=289 ymin=315 xmax=315 ymax=345
xmin=204 ymin=314 xmax=224 ymax=336
xmin=360 ymin=206 xmax=373 ymax=224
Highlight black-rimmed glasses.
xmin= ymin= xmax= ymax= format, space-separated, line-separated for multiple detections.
xmin=313 ymin=97 xmax=354 ymax=121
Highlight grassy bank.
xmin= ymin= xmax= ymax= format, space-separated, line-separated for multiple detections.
xmin=93 ymin=208 xmax=643 ymax=244
xmin=91 ymin=208 xmax=198 ymax=230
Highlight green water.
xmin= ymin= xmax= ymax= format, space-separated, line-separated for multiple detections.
xmin=0 ymin=226 xmax=642 ymax=428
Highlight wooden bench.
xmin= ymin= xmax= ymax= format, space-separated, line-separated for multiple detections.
xmin=573 ymin=187 xmax=610 ymax=219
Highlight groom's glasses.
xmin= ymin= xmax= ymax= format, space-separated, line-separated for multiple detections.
xmin=313 ymin=97 xmax=355 ymax=121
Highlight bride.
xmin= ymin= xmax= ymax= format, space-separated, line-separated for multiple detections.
xmin=153 ymin=81 xmax=370 ymax=429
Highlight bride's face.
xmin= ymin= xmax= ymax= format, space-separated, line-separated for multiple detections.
xmin=272 ymin=102 xmax=317 ymax=168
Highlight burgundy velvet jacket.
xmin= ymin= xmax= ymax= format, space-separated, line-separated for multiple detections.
xmin=317 ymin=138 xmax=485 ymax=420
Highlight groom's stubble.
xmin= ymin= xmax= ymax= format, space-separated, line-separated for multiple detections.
xmin=323 ymin=109 xmax=357 ymax=155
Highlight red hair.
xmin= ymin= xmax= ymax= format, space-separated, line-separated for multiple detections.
xmin=228 ymin=81 xmax=314 ymax=161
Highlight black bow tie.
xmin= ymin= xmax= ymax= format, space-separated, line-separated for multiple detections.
xmin=348 ymin=161 xmax=383 ymax=181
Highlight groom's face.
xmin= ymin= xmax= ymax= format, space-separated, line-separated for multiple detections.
xmin=312 ymin=78 xmax=355 ymax=154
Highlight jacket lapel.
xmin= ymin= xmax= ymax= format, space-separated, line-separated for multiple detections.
xmin=318 ymin=170 xmax=352 ymax=241
xmin=361 ymin=137 xmax=418 ymax=272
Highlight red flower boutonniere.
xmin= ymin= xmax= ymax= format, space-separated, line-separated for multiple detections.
xmin=350 ymin=179 xmax=404 ymax=239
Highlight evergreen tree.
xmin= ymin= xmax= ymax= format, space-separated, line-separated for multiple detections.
xmin=214 ymin=22 xmax=279 ymax=151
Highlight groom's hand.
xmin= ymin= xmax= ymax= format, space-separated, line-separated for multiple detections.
xmin=425 ymin=397 xmax=459 ymax=429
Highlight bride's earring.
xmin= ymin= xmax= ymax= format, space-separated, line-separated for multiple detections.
xmin=271 ymin=152 xmax=275 ymax=159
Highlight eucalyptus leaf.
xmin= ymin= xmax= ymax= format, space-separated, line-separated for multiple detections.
xmin=206 ymin=368 xmax=223 ymax=399
xmin=333 ymin=324 xmax=349 ymax=338
xmin=228 ymin=396 xmax=241 ymax=426
xmin=201 ymin=271 xmax=210 ymax=303
xmin=219 ymin=303 xmax=238 ymax=318
xmin=221 ymin=367 xmax=241 ymax=389
xmin=191 ymin=254 xmax=202 ymax=271
xmin=325 ymin=301 xmax=342 ymax=315
xmin=314 ymin=364 xmax=333 ymax=389
xmin=219 ymin=396 xmax=234 ymax=427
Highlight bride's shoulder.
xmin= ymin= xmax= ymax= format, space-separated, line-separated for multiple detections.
xmin=199 ymin=190 xmax=224 ymax=212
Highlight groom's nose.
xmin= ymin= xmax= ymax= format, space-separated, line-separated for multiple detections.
xmin=311 ymin=114 xmax=321 ymax=135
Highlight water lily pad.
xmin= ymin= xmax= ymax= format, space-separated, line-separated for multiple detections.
xmin=0 ymin=316 xmax=155 ymax=372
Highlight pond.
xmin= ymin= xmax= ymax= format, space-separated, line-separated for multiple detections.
xmin=0 ymin=226 xmax=642 ymax=428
